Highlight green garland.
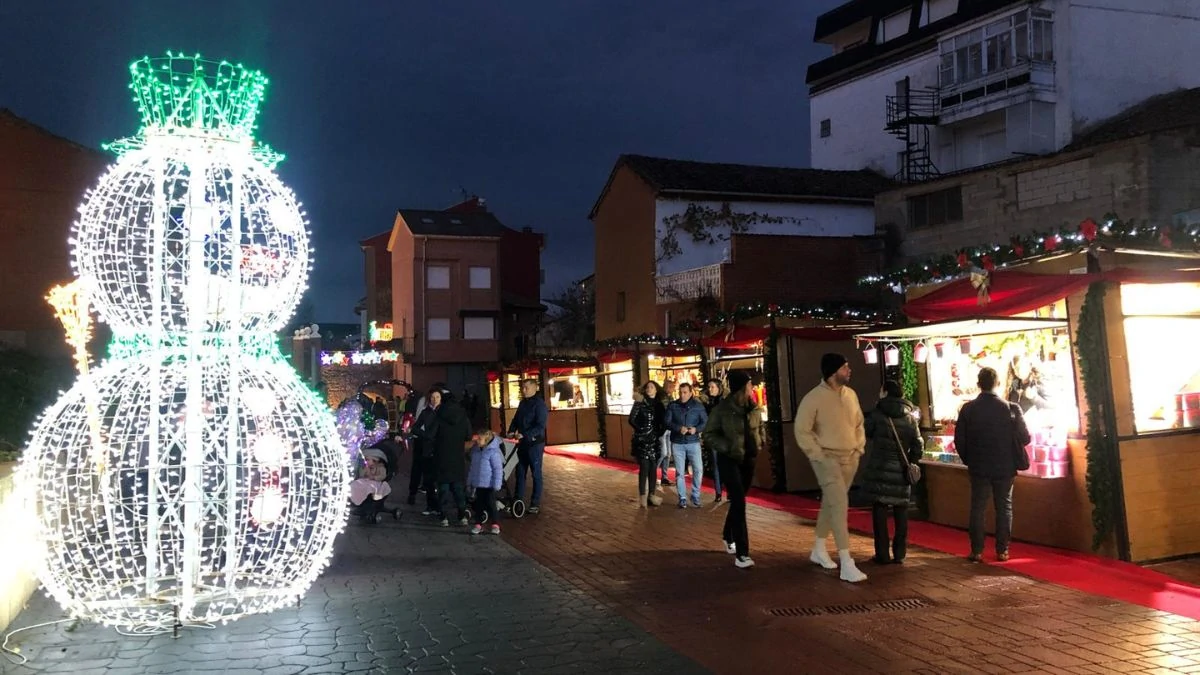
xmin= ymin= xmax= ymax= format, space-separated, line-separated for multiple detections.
xmin=899 ymin=342 xmax=918 ymax=403
xmin=763 ymin=320 xmax=786 ymax=492
xmin=1077 ymin=282 xmax=1118 ymax=551
xmin=592 ymin=334 xmax=697 ymax=350
xmin=862 ymin=213 xmax=1200 ymax=288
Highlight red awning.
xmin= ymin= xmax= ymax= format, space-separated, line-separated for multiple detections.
xmin=903 ymin=267 xmax=1200 ymax=322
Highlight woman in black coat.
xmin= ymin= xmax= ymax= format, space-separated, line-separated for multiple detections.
xmin=431 ymin=394 xmax=472 ymax=526
xmin=628 ymin=381 xmax=666 ymax=508
xmin=862 ymin=380 xmax=924 ymax=564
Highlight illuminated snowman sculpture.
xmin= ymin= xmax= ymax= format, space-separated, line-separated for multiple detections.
xmin=18 ymin=53 xmax=348 ymax=631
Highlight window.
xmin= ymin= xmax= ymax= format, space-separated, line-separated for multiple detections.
xmin=463 ymin=317 xmax=495 ymax=340
xmin=939 ymin=9 xmax=1051 ymax=88
xmin=1121 ymin=283 xmax=1200 ymax=433
xmin=819 ymin=119 xmax=831 ymax=138
xmin=426 ymin=265 xmax=450 ymax=289
xmin=468 ymin=266 xmax=491 ymax=289
xmin=880 ymin=10 xmax=911 ymax=42
xmin=907 ymin=186 xmax=963 ymax=228
xmin=427 ymin=318 xmax=450 ymax=341
xmin=616 ymin=292 xmax=626 ymax=322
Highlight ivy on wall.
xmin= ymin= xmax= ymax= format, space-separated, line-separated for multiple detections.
xmin=1076 ymin=282 xmax=1118 ymax=551
xmin=658 ymin=202 xmax=808 ymax=262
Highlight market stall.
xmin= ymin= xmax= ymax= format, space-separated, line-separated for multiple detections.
xmin=490 ymin=357 xmax=600 ymax=447
xmin=866 ymin=216 xmax=1200 ymax=561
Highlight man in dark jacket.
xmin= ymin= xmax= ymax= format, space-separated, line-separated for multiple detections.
xmin=508 ymin=378 xmax=549 ymax=514
xmin=433 ymin=393 xmax=472 ymax=527
xmin=411 ymin=386 xmax=445 ymax=516
xmin=954 ymin=366 xmax=1031 ymax=562
xmin=666 ymin=383 xmax=708 ymax=508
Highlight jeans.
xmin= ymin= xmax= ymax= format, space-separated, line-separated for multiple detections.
xmin=969 ymin=474 xmax=1015 ymax=554
xmin=659 ymin=432 xmax=673 ymax=481
xmin=438 ymin=481 xmax=467 ymax=520
xmin=871 ymin=503 xmax=909 ymax=562
xmin=718 ymin=454 xmax=750 ymax=556
xmin=515 ymin=442 xmax=544 ymax=506
xmin=473 ymin=487 xmax=498 ymax=525
xmin=637 ymin=455 xmax=658 ymax=496
xmin=709 ymin=448 xmax=723 ymax=497
xmin=672 ymin=442 xmax=703 ymax=503
xmin=810 ymin=450 xmax=861 ymax=551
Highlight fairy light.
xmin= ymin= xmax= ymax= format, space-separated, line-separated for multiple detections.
xmin=18 ymin=52 xmax=347 ymax=631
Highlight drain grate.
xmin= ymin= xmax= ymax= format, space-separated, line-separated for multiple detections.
xmin=767 ymin=597 xmax=931 ymax=618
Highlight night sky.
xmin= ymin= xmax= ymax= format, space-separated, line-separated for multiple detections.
xmin=0 ymin=1 xmax=840 ymax=322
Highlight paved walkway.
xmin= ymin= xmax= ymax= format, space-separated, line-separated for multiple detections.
xmin=7 ymin=452 xmax=1200 ymax=674
xmin=499 ymin=453 xmax=1200 ymax=675
xmin=2 ymin=493 xmax=706 ymax=674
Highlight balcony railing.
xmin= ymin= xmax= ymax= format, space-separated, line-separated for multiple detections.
xmin=655 ymin=264 xmax=722 ymax=304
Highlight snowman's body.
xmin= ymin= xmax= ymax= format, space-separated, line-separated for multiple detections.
xmin=19 ymin=54 xmax=348 ymax=630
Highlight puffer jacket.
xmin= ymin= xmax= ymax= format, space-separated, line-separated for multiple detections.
xmin=703 ymin=395 xmax=765 ymax=463
xmin=467 ymin=435 xmax=504 ymax=490
xmin=628 ymin=397 xmax=664 ymax=460
xmin=862 ymin=396 xmax=924 ymax=506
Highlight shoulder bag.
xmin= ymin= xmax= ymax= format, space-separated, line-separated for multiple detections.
xmin=887 ymin=417 xmax=922 ymax=485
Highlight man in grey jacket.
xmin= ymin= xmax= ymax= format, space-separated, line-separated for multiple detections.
xmin=954 ymin=366 xmax=1032 ymax=563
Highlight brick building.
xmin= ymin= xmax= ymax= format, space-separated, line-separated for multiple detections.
xmin=0 ymin=109 xmax=110 ymax=355
xmin=377 ymin=201 xmax=544 ymax=399
xmin=589 ymin=154 xmax=895 ymax=340
xmin=874 ymin=88 xmax=1200 ymax=261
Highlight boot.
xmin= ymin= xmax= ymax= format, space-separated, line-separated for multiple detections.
xmin=638 ymin=493 xmax=647 ymax=509
xmin=810 ymin=538 xmax=837 ymax=570
xmin=839 ymin=549 xmax=868 ymax=583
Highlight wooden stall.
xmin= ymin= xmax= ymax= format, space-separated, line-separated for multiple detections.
xmin=490 ymin=355 xmax=602 ymax=447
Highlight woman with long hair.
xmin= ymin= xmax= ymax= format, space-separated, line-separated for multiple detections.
xmin=703 ymin=370 xmax=764 ymax=568
xmin=629 ymin=380 xmax=666 ymax=508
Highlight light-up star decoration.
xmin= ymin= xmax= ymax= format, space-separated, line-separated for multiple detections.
xmin=18 ymin=52 xmax=349 ymax=632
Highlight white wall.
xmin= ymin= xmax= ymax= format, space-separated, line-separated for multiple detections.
xmin=809 ymin=51 xmax=940 ymax=175
xmin=1066 ymin=0 xmax=1200 ymax=133
xmin=653 ymin=198 xmax=875 ymax=275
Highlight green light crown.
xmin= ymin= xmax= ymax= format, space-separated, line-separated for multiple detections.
xmin=128 ymin=52 xmax=268 ymax=139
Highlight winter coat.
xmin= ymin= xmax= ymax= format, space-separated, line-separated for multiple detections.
xmin=412 ymin=405 xmax=439 ymax=458
xmin=508 ymin=395 xmax=549 ymax=447
xmin=628 ymin=398 xmax=665 ymax=461
xmin=431 ymin=401 xmax=471 ymax=483
xmin=954 ymin=392 xmax=1032 ymax=479
xmin=467 ymin=435 xmax=504 ymax=490
xmin=703 ymin=395 xmax=765 ymax=463
xmin=665 ymin=397 xmax=708 ymax=444
xmin=862 ymin=396 xmax=924 ymax=506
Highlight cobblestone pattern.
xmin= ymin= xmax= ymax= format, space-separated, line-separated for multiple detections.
xmin=501 ymin=454 xmax=1200 ymax=674
xmin=3 ymin=499 xmax=708 ymax=674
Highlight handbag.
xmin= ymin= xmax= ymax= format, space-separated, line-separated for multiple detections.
xmin=886 ymin=418 xmax=922 ymax=485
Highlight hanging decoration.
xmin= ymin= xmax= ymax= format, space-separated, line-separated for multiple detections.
xmin=970 ymin=270 xmax=991 ymax=306
xmin=17 ymin=52 xmax=348 ymax=632
xmin=678 ymin=302 xmax=899 ymax=330
xmin=860 ymin=214 xmax=1200 ymax=289
xmin=883 ymin=345 xmax=900 ymax=367
xmin=1076 ymin=282 xmax=1118 ymax=551
xmin=912 ymin=341 xmax=929 ymax=364
xmin=862 ymin=344 xmax=879 ymax=364
xmin=591 ymin=334 xmax=697 ymax=350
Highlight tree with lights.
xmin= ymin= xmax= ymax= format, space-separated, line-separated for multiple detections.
xmin=17 ymin=52 xmax=348 ymax=632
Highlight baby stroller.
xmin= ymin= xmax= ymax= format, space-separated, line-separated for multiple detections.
xmin=468 ymin=438 xmax=528 ymax=523
xmin=351 ymin=439 xmax=404 ymax=524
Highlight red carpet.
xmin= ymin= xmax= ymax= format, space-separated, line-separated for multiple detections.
xmin=545 ymin=447 xmax=1200 ymax=621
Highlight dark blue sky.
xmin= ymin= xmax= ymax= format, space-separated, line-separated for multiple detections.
xmin=0 ymin=1 xmax=840 ymax=322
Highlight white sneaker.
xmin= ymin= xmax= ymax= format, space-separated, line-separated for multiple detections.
xmin=810 ymin=549 xmax=838 ymax=570
xmin=839 ymin=559 xmax=868 ymax=583
xmin=734 ymin=556 xmax=755 ymax=569
xmin=724 ymin=541 xmax=737 ymax=554
xmin=439 ymin=518 xmax=450 ymax=527
xmin=470 ymin=523 xmax=483 ymax=535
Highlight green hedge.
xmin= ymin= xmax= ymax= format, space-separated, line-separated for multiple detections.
xmin=0 ymin=346 xmax=75 ymax=457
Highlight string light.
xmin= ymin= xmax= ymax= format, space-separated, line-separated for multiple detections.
xmin=18 ymin=52 xmax=348 ymax=631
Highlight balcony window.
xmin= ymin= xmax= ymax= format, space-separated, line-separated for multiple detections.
xmin=940 ymin=9 xmax=1051 ymax=89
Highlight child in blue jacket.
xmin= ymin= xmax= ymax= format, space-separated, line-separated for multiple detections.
xmin=468 ymin=428 xmax=504 ymax=535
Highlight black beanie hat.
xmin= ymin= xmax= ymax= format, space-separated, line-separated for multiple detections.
xmin=821 ymin=353 xmax=848 ymax=380
xmin=727 ymin=369 xmax=752 ymax=393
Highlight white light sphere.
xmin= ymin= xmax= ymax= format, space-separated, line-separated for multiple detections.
xmin=19 ymin=351 xmax=348 ymax=629
xmin=72 ymin=141 xmax=310 ymax=334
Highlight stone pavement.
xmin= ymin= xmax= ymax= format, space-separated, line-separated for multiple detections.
xmin=499 ymin=452 xmax=1200 ymax=675
xmin=2 ymin=494 xmax=707 ymax=674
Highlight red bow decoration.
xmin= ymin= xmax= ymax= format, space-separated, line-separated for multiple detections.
xmin=1012 ymin=239 xmax=1025 ymax=257
xmin=956 ymin=252 xmax=969 ymax=269
xmin=1044 ymin=235 xmax=1059 ymax=252
xmin=1080 ymin=218 xmax=1098 ymax=242
xmin=971 ymin=270 xmax=991 ymax=306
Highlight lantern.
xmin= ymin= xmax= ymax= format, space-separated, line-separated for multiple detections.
xmin=913 ymin=342 xmax=928 ymax=363
xmin=862 ymin=345 xmax=878 ymax=364
xmin=884 ymin=346 xmax=900 ymax=366
xmin=959 ymin=338 xmax=973 ymax=355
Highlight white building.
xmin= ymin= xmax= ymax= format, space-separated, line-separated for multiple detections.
xmin=807 ymin=0 xmax=1200 ymax=181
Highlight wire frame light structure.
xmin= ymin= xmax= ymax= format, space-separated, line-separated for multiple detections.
xmin=18 ymin=52 xmax=348 ymax=632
